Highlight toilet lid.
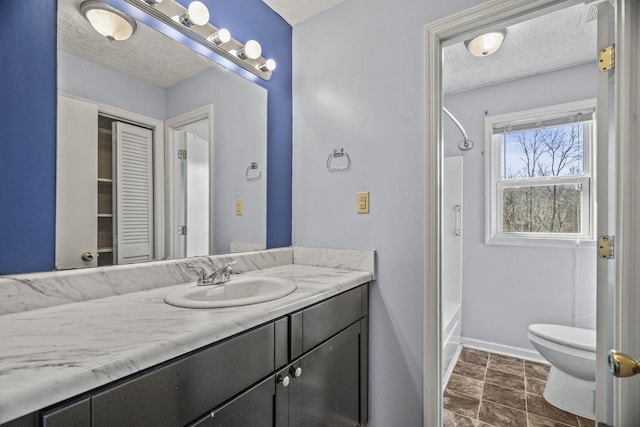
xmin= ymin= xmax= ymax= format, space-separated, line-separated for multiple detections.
xmin=528 ymin=324 xmax=596 ymax=352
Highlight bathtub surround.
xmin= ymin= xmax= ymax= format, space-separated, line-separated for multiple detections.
xmin=0 ymin=246 xmax=374 ymax=424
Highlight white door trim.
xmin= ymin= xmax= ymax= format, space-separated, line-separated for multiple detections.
xmin=422 ymin=0 xmax=602 ymax=425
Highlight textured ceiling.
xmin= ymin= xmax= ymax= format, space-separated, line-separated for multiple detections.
xmin=58 ymin=0 xmax=214 ymax=88
xmin=261 ymin=0 xmax=346 ymax=25
xmin=443 ymin=2 xmax=598 ymax=94
xmin=60 ymin=0 xmax=599 ymax=94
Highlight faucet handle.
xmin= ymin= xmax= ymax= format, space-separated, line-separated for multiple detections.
xmin=187 ymin=265 xmax=209 ymax=285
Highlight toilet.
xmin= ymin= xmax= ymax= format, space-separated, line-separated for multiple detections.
xmin=527 ymin=324 xmax=596 ymax=420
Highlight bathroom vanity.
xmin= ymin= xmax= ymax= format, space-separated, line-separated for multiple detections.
xmin=0 ymin=248 xmax=374 ymax=427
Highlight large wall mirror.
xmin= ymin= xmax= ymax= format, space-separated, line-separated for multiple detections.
xmin=56 ymin=0 xmax=267 ymax=269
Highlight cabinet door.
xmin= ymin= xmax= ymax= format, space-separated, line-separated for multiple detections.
xmin=190 ymin=376 xmax=274 ymax=427
xmin=288 ymin=322 xmax=363 ymax=427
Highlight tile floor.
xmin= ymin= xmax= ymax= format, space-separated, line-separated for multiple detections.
xmin=444 ymin=347 xmax=595 ymax=427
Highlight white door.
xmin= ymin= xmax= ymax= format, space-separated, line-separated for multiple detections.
xmin=55 ymin=95 xmax=98 ymax=269
xmin=173 ymin=130 xmax=210 ymax=258
xmin=601 ymin=1 xmax=640 ymax=425
xmin=113 ymin=122 xmax=154 ymax=264
xmin=185 ymin=132 xmax=210 ymax=257
xmin=596 ymin=1 xmax=640 ymax=424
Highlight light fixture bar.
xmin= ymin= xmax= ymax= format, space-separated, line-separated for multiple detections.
xmin=123 ymin=0 xmax=273 ymax=80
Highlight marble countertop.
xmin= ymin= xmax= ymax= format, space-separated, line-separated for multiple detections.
xmin=0 ymin=264 xmax=372 ymax=424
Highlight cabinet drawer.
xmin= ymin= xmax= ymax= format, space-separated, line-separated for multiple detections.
xmin=291 ymin=286 xmax=364 ymax=358
xmin=92 ymin=323 xmax=274 ymax=427
xmin=189 ymin=376 xmax=274 ymax=427
xmin=42 ymin=398 xmax=90 ymax=427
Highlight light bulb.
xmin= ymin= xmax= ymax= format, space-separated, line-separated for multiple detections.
xmin=242 ymin=40 xmax=262 ymax=60
xmin=180 ymin=1 xmax=209 ymax=27
xmin=259 ymin=59 xmax=277 ymax=72
xmin=208 ymin=28 xmax=231 ymax=45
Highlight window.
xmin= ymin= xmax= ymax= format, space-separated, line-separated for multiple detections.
xmin=485 ymin=100 xmax=596 ymax=246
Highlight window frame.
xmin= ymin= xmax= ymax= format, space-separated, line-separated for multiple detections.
xmin=484 ymin=99 xmax=596 ymax=247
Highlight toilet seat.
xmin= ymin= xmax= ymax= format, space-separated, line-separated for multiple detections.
xmin=528 ymin=324 xmax=596 ymax=352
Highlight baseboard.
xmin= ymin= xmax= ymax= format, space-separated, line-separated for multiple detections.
xmin=461 ymin=337 xmax=548 ymax=364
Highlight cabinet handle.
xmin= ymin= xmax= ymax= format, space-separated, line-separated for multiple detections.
xmin=277 ymin=374 xmax=290 ymax=387
xmin=289 ymin=366 xmax=302 ymax=378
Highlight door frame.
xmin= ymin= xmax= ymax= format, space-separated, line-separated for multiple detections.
xmin=165 ymin=105 xmax=215 ymax=258
xmin=423 ymin=0 xmax=638 ymax=425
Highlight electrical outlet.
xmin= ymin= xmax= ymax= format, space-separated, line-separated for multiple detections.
xmin=235 ymin=199 xmax=244 ymax=216
xmin=357 ymin=192 xmax=370 ymax=214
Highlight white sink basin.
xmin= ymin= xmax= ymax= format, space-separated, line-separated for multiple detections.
xmin=164 ymin=275 xmax=297 ymax=309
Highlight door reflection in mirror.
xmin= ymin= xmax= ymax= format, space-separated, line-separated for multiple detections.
xmin=174 ymin=119 xmax=210 ymax=258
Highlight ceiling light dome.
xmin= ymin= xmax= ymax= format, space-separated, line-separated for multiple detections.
xmin=80 ymin=0 xmax=137 ymax=42
xmin=465 ymin=30 xmax=506 ymax=57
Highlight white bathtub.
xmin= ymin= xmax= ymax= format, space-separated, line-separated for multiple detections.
xmin=442 ymin=301 xmax=462 ymax=387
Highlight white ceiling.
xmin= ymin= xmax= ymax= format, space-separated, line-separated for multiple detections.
xmin=59 ymin=0 xmax=599 ymax=95
xmin=261 ymin=0 xmax=347 ymax=26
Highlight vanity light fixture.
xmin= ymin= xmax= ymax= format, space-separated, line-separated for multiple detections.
xmin=80 ymin=0 xmax=137 ymax=41
xmin=179 ymin=1 xmax=210 ymax=27
xmin=208 ymin=28 xmax=231 ymax=45
xmin=464 ymin=30 xmax=506 ymax=57
xmin=127 ymin=0 xmax=275 ymax=80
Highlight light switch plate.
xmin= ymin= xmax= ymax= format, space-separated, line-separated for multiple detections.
xmin=235 ymin=199 xmax=244 ymax=216
xmin=357 ymin=192 xmax=370 ymax=214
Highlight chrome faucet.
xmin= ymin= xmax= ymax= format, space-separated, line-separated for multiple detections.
xmin=208 ymin=260 xmax=236 ymax=285
xmin=189 ymin=260 xmax=237 ymax=286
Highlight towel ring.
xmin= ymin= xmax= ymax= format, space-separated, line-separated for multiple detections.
xmin=326 ymin=148 xmax=351 ymax=172
xmin=246 ymin=162 xmax=262 ymax=181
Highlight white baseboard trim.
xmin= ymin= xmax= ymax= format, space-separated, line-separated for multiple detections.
xmin=462 ymin=337 xmax=548 ymax=364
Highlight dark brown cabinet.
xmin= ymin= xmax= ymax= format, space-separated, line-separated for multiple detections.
xmin=2 ymin=284 xmax=368 ymax=427
xmin=276 ymin=321 xmax=367 ymax=427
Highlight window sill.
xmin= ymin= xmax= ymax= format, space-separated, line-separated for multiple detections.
xmin=486 ymin=235 xmax=596 ymax=248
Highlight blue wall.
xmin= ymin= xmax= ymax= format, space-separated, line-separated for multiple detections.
xmin=0 ymin=0 xmax=292 ymax=274
xmin=0 ymin=0 xmax=57 ymax=274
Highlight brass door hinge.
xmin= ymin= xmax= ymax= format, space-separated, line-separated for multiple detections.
xmin=598 ymin=235 xmax=614 ymax=259
xmin=177 ymin=149 xmax=187 ymax=160
xmin=598 ymin=45 xmax=615 ymax=72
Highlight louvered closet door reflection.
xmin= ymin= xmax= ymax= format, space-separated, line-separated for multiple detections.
xmin=113 ymin=122 xmax=153 ymax=264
